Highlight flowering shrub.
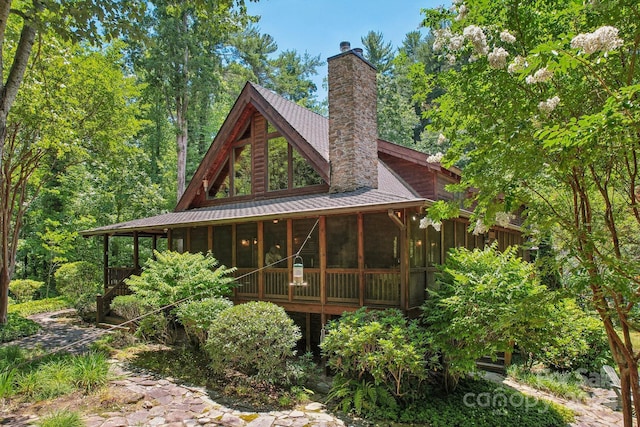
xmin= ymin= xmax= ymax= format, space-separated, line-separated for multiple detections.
xmin=205 ymin=301 xmax=300 ymax=384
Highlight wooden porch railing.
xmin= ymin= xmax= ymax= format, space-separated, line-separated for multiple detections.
xmin=232 ymin=268 xmax=402 ymax=308
xmin=96 ymin=267 xmax=137 ymax=323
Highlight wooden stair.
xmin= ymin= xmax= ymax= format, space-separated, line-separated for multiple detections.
xmin=476 ymin=353 xmax=507 ymax=374
xmin=97 ymin=314 xmax=131 ymax=331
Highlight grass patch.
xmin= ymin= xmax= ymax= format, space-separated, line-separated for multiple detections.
xmin=507 ymin=364 xmax=588 ymax=402
xmin=1 ymin=348 xmax=110 ymax=403
xmin=37 ymin=409 xmax=85 ymax=427
xmin=9 ymin=297 xmax=71 ymax=317
xmin=0 ymin=313 xmax=40 ymax=343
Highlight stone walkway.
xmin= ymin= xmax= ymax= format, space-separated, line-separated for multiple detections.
xmin=1 ymin=309 xmax=628 ymax=426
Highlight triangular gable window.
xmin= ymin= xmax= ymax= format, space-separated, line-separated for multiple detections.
xmin=208 ymin=143 xmax=252 ymax=199
xmin=267 ymin=121 xmax=323 ymax=192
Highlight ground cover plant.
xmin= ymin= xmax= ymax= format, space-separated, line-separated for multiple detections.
xmin=507 ymin=364 xmax=588 ymax=402
xmin=0 ymin=313 xmax=40 ymax=343
xmin=8 ymin=297 xmax=71 ymax=317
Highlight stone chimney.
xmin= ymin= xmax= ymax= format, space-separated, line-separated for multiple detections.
xmin=328 ymin=42 xmax=378 ymax=193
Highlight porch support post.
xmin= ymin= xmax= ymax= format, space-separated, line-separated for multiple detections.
xmin=133 ymin=231 xmax=140 ymax=271
xmin=319 ymin=216 xmax=326 ymax=307
xmin=357 ymin=213 xmax=364 ymax=307
xmin=306 ymin=312 xmax=311 ymax=353
xmin=103 ymin=235 xmax=109 ymax=290
xmin=400 ymin=209 xmax=408 ymax=311
xmin=258 ymin=221 xmax=264 ymax=300
xmin=152 ymin=234 xmax=158 ymax=253
xmin=167 ymin=229 xmax=173 ymax=251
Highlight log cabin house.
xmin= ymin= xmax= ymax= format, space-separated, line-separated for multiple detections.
xmin=82 ymin=43 xmax=523 ymax=348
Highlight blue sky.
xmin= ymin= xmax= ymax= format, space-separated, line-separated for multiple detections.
xmin=245 ymin=0 xmax=446 ymax=100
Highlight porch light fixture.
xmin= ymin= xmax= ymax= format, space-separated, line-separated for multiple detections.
xmin=290 ymin=255 xmax=308 ymax=286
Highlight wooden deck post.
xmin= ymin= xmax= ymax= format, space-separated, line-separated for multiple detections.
xmin=103 ymin=235 xmax=109 ymax=290
xmin=357 ymin=213 xmax=364 ymax=307
xmin=133 ymin=231 xmax=139 ymax=270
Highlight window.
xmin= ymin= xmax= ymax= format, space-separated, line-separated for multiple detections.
xmin=233 ymin=144 xmax=252 ymax=196
xmin=293 ymin=149 xmax=323 ymax=187
xmin=364 ymin=213 xmax=401 ymax=268
xmin=264 ymin=220 xmax=287 ymax=268
xmin=327 ymin=215 xmax=358 ymax=268
xmin=267 ymin=121 xmax=324 ymax=192
xmin=268 ymin=136 xmax=288 ymax=191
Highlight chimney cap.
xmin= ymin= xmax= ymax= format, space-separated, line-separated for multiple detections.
xmin=339 ymin=41 xmax=351 ymax=52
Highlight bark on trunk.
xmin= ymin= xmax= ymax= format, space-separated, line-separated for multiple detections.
xmin=176 ymin=111 xmax=187 ymax=200
xmin=0 ymin=267 xmax=8 ymax=324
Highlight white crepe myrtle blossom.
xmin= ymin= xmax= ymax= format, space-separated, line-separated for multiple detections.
xmin=427 ymin=152 xmax=444 ymax=164
xmin=437 ymin=133 xmax=448 ymax=145
xmin=538 ymin=96 xmax=560 ymax=113
xmin=526 ymin=67 xmax=553 ymax=84
xmin=495 ymin=212 xmax=515 ymax=227
xmin=500 ymin=30 xmax=516 ymax=44
xmin=449 ymin=35 xmax=465 ymax=51
xmin=420 ymin=217 xmax=442 ymax=232
xmin=455 ymin=4 xmax=468 ymax=21
xmin=463 ymin=25 xmax=489 ymax=55
xmin=508 ymin=55 xmax=527 ymax=73
xmin=488 ymin=47 xmax=509 ymax=69
xmin=433 ymin=28 xmax=453 ymax=52
xmin=472 ymin=219 xmax=488 ymax=236
xmin=446 ymin=54 xmax=457 ymax=65
xmin=571 ymin=26 xmax=623 ymax=55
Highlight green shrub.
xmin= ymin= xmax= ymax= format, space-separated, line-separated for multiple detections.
xmin=205 ymin=301 xmax=300 ymax=383
xmin=422 ymin=245 xmax=552 ymax=388
xmin=126 ymin=250 xmax=236 ymax=310
xmin=8 ymin=297 xmax=71 ymax=316
xmin=110 ymin=294 xmax=148 ymax=321
xmin=9 ymin=279 xmax=44 ymax=303
xmin=175 ymin=297 xmax=232 ymax=346
xmin=135 ymin=312 xmax=174 ymax=344
xmin=321 ymin=308 xmax=435 ymax=417
xmin=0 ymin=313 xmax=40 ymax=343
xmin=37 ymin=409 xmax=84 ymax=427
xmin=531 ymin=298 xmax=611 ymax=372
xmin=54 ymin=261 xmax=101 ymax=316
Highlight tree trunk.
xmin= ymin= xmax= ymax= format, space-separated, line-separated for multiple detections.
xmin=0 ymin=266 xmax=8 ymax=324
xmin=176 ymin=109 xmax=187 ymax=200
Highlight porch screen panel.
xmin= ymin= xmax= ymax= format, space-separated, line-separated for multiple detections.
xmin=443 ymin=220 xmax=455 ymax=260
xmin=236 ymin=223 xmax=258 ymax=268
xmin=212 ymin=225 xmax=232 ymax=266
xmin=326 ymin=215 xmax=358 ymax=268
xmin=293 ymin=218 xmax=319 ymax=268
xmin=409 ymin=216 xmax=426 ymax=268
xmin=190 ymin=227 xmax=208 ymax=254
xmin=264 ymin=220 xmax=287 ymax=268
xmin=363 ymin=213 xmax=400 ymax=268
xmin=427 ymin=225 xmax=441 ymax=266
xmin=455 ymin=222 xmax=466 ymax=249
xmin=171 ymin=228 xmax=186 ymax=253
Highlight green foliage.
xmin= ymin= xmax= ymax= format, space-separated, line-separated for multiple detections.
xmin=54 ymin=261 xmax=101 ymax=316
xmin=37 ymin=410 xmax=85 ymax=427
xmin=126 ymin=251 xmax=236 ymax=310
xmin=205 ymin=301 xmax=301 ymax=383
xmin=396 ymin=377 xmax=573 ymax=426
xmin=9 ymin=352 xmax=110 ymax=402
xmin=8 ymin=279 xmax=44 ymax=303
xmin=422 ymin=245 xmax=551 ymax=384
xmin=0 ymin=313 xmax=40 ymax=343
xmin=134 ymin=312 xmax=174 ymax=344
xmin=327 ymin=376 xmax=398 ymax=420
xmin=110 ymin=294 xmax=148 ymax=321
xmin=175 ymin=297 xmax=232 ymax=346
xmin=322 ymin=308 xmax=435 ymax=405
xmin=8 ymin=297 xmax=71 ymax=316
xmin=533 ymin=299 xmax=611 ymax=372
